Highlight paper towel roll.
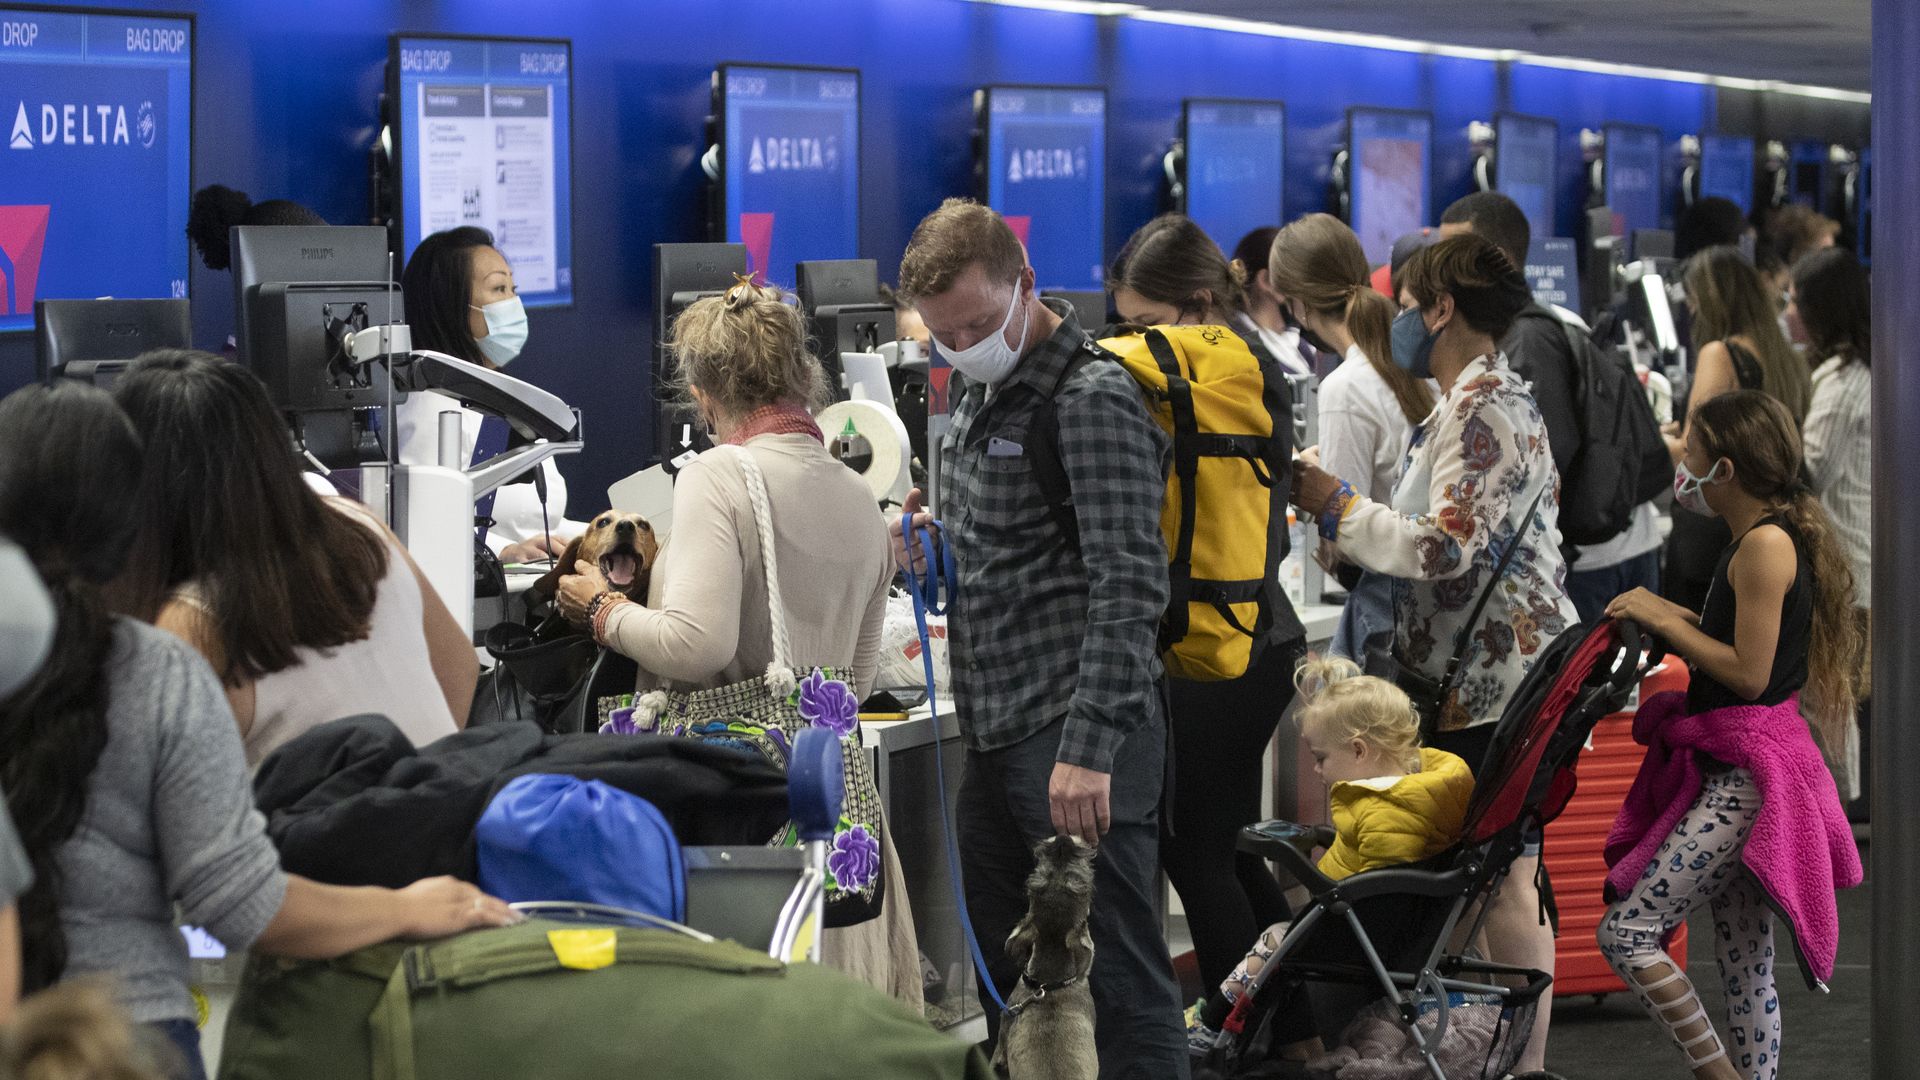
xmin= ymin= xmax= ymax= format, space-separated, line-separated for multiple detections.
xmin=818 ymin=399 xmax=911 ymax=506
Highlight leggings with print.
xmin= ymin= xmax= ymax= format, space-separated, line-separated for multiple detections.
xmin=1597 ymin=766 xmax=1781 ymax=1080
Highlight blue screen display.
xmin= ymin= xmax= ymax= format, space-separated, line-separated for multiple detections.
xmin=1789 ymin=141 xmax=1828 ymax=210
xmin=395 ymin=36 xmax=574 ymax=309
xmin=1698 ymin=135 xmax=1754 ymax=213
xmin=721 ymin=65 xmax=859 ymax=291
xmin=1495 ymin=114 xmax=1557 ymax=240
xmin=1183 ymin=99 xmax=1283 ymax=255
xmin=1348 ymin=109 xmax=1431 ymax=266
xmin=984 ymin=86 xmax=1106 ymax=291
xmin=0 ymin=7 xmax=191 ymax=334
xmin=1604 ymin=124 xmax=1663 ymax=239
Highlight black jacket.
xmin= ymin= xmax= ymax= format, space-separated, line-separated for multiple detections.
xmin=254 ymin=715 xmax=791 ymax=888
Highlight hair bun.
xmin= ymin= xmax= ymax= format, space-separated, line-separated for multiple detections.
xmin=1227 ymin=259 xmax=1250 ymax=287
xmin=186 ymin=184 xmax=253 ymax=271
xmin=1294 ymin=653 xmax=1362 ymax=698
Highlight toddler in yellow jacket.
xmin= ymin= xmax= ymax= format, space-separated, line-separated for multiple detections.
xmin=1187 ymin=656 xmax=1474 ymax=1055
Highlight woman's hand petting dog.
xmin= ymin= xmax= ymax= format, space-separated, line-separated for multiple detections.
xmin=555 ymin=561 xmax=612 ymax=625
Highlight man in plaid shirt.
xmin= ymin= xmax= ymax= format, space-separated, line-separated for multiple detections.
xmin=895 ymin=200 xmax=1187 ymax=1080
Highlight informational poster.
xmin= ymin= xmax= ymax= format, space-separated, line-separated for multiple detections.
xmin=1604 ymin=124 xmax=1663 ymax=240
xmin=393 ymin=35 xmax=573 ymax=307
xmin=1524 ymin=237 xmax=1581 ymax=315
xmin=720 ymin=64 xmax=859 ymax=290
xmin=0 ymin=7 xmax=192 ymax=333
xmin=1496 ymin=113 xmax=1558 ymax=241
xmin=1183 ymin=99 xmax=1284 ymax=254
xmin=1698 ymin=135 xmax=1755 ymax=214
xmin=983 ymin=86 xmax=1106 ymax=292
xmin=1348 ymin=109 xmax=1431 ymax=266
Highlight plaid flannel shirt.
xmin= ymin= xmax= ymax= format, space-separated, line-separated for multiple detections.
xmin=939 ymin=301 xmax=1170 ymax=773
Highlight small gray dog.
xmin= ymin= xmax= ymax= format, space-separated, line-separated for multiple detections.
xmin=993 ymin=835 xmax=1098 ymax=1080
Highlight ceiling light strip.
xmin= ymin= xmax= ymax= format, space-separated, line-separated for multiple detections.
xmin=968 ymin=3 xmax=1870 ymax=103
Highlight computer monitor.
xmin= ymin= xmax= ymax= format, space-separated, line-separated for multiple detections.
xmin=1789 ymin=142 xmax=1830 ymax=211
xmin=1346 ymin=108 xmax=1432 ymax=266
xmin=652 ymin=243 xmax=748 ymax=464
xmin=796 ymin=259 xmax=894 ymax=396
xmin=713 ymin=64 xmax=860 ymax=289
xmin=1180 ymin=99 xmax=1285 ymax=253
xmin=1495 ymin=112 xmax=1558 ymax=240
xmin=977 ymin=85 xmax=1107 ymax=291
xmin=1603 ymin=123 xmax=1664 ymax=241
xmin=388 ymin=34 xmax=574 ymax=308
xmin=230 ymin=226 xmax=399 ymax=468
xmin=1697 ymin=135 xmax=1756 ymax=213
xmin=0 ymin=6 xmax=194 ymax=334
xmin=34 ymin=298 xmax=191 ymax=384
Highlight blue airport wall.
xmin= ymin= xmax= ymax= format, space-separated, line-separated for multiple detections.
xmin=0 ymin=0 xmax=1862 ymax=504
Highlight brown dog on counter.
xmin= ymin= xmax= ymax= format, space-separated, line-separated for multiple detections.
xmin=532 ymin=510 xmax=658 ymax=612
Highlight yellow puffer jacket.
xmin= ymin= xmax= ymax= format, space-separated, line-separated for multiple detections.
xmin=1317 ymin=748 xmax=1475 ymax=881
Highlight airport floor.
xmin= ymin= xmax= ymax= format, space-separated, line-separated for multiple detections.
xmin=1164 ymin=838 xmax=1874 ymax=1079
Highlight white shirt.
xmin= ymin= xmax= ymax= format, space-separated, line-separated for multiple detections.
xmin=396 ymin=389 xmax=583 ymax=555
xmin=1318 ymin=343 xmax=1418 ymax=503
xmin=1804 ymin=356 xmax=1871 ymax=607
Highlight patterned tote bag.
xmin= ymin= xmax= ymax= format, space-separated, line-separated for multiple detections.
xmin=601 ymin=445 xmax=886 ymax=927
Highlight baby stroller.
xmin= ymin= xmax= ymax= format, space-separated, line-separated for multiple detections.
xmin=1199 ymin=618 xmax=1659 ymax=1080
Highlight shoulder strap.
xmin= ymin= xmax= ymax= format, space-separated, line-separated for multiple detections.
xmin=1026 ymin=342 xmax=1106 ymax=552
xmin=722 ymin=445 xmax=794 ymax=673
xmin=1437 ymin=483 xmax=1549 ymax=696
xmin=1724 ymin=339 xmax=1764 ymax=390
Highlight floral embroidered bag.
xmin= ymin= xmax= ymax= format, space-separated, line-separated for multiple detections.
xmin=600 ymin=445 xmax=886 ymax=927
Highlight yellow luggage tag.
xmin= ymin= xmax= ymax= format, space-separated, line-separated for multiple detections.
xmin=547 ymin=929 xmax=619 ymax=971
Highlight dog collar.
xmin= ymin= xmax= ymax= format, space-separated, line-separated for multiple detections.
xmin=1001 ymin=968 xmax=1088 ymax=1021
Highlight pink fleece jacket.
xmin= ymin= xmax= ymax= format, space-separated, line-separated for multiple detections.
xmin=1603 ymin=690 xmax=1862 ymax=988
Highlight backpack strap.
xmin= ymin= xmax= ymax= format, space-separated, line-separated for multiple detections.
xmin=1143 ymin=329 xmax=1200 ymax=648
xmin=1025 ymin=341 xmax=1107 ymax=553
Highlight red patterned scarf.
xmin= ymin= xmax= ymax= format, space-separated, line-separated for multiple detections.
xmin=724 ymin=402 xmax=823 ymax=445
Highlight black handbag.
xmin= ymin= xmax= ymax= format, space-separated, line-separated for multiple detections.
xmin=471 ymin=622 xmax=637 ymax=735
xmin=1363 ymin=486 xmax=1547 ymax=737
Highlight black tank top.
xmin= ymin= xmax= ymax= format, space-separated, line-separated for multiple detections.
xmin=1685 ymin=512 xmax=1813 ymax=715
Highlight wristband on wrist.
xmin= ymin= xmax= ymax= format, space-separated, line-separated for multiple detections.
xmin=1317 ymin=479 xmax=1359 ymax=543
xmin=590 ymin=592 xmax=628 ymax=645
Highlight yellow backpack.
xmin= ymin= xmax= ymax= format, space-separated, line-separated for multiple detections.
xmin=1028 ymin=324 xmax=1299 ymax=681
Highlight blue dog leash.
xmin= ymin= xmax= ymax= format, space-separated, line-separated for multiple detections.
xmin=900 ymin=517 xmax=1009 ymax=1014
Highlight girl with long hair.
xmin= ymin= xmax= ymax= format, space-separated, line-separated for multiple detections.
xmin=1602 ymin=390 xmax=1863 ymax=1080
xmin=112 ymin=351 xmax=474 ymax=767
xmin=1103 ymin=213 xmax=1313 ymax=1000
xmin=0 ymin=383 xmax=512 ymax=1080
xmin=1267 ymin=213 xmax=1436 ymax=660
xmin=1663 ymin=246 xmax=1816 ymax=613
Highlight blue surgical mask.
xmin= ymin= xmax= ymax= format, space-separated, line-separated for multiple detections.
xmin=1390 ymin=306 xmax=1440 ymax=378
xmin=471 ymin=296 xmax=528 ymax=367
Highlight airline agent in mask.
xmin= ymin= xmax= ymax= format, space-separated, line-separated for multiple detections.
xmin=397 ymin=228 xmax=582 ymax=564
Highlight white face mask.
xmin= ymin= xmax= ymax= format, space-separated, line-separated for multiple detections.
xmin=1673 ymin=458 xmax=1728 ymax=517
xmin=933 ymin=283 xmax=1030 ymax=385
xmin=471 ymin=296 xmax=528 ymax=366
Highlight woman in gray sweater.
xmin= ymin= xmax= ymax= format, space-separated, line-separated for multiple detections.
xmin=0 ymin=383 xmax=517 ymax=1080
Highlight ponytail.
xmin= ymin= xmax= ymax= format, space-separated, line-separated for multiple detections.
xmin=0 ymin=582 xmax=117 ymax=993
xmin=1344 ymin=285 xmax=1435 ymax=425
xmin=1779 ymin=488 xmax=1861 ymax=751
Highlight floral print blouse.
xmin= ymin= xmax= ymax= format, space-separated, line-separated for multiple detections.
xmin=1322 ymin=353 xmax=1579 ymax=730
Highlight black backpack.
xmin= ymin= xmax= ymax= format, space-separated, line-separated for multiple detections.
xmin=1514 ymin=308 xmax=1669 ymax=546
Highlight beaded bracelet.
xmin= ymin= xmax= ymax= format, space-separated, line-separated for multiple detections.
xmin=589 ymin=591 xmax=629 ymax=645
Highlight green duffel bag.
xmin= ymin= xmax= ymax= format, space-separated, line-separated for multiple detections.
xmin=217 ymin=915 xmax=992 ymax=1080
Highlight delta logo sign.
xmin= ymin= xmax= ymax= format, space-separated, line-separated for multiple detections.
xmin=0 ymin=205 xmax=50 ymax=317
xmin=1006 ymin=146 xmax=1088 ymax=184
xmin=9 ymin=98 xmax=159 ymax=150
xmin=746 ymin=134 xmax=840 ymax=174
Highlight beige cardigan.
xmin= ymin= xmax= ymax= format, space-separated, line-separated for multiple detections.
xmin=601 ymin=433 xmax=919 ymax=1008
xmin=602 ymin=434 xmax=893 ymax=694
